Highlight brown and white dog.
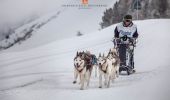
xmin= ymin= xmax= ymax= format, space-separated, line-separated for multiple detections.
xmin=97 ymin=48 xmax=120 ymax=88
xmin=73 ymin=51 xmax=94 ymax=90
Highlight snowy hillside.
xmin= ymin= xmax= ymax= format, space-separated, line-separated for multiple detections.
xmin=0 ymin=19 xmax=170 ymax=100
xmin=0 ymin=0 xmax=117 ymax=51
xmin=0 ymin=0 xmax=70 ymax=40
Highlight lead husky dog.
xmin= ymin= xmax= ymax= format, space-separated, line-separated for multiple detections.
xmin=98 ymin=48 xmax=120 ymax=88
xmin=73 ymin=51 xmax=93 ymax=90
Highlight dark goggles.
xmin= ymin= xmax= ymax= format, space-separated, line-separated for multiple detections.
xmin=124 ymin=19 xmax=132 ymax=22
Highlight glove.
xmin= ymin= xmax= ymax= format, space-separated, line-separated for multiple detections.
xmin=132 ymin=38 xmax=138 ymax=47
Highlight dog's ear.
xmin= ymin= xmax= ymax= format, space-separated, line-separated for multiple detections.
xmin=81 ymin=53 xmax=85 ymax=59
xmin=109 ymin=49 xmax=111 ymax=52
xmin=99 ymin=53 xmax=101 ymax=57
xmin=106 ymin=53 xmax=109 ymax=58
xmin=114 ymin=51 xmax=118 ymax=57
xmin=83 ymin=51 xmax=85 ymax=54
xmin=76 ymin=51 xmax=79 ymax=56
xmin=103 ymin=53 xmax=105 ymax=57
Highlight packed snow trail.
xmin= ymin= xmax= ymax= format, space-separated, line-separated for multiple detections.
xmin=0 ymin=19 xmax=170 ymax=100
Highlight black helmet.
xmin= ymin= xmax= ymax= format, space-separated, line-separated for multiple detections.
xmin=123 ymin=14 xmax=133 ymax=24
xmin=124 ymin=14 xmax=132 ymax=20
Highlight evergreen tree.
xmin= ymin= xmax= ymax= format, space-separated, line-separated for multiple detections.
xmin=100 ymin=0 xmax=170 ymax=28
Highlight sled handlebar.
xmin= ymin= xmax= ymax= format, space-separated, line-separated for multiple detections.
xmin=113 ymin=36 xmax=137 ymax=47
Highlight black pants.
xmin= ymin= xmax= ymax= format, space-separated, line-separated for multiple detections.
xmin=118 ymin=44 xmax=134 ymax=69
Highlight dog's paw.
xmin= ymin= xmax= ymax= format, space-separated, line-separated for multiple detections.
xmin=116 ymin=75 xmax=119 ymax=78
xmin=112 ymin=79 xmax=115 ymax=83
xmin=73 ymin=81 xmax=77 ymax=84
xmin=104 ymin=82 xmax=107 ymax=86
xmin=107 ymin=85 xmax=110 ymax=88
xmin=99 ymin=86 xmax=102 ymax=88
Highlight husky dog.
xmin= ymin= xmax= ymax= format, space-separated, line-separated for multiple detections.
xmin=98 ymin=53 xmax=109 ymax=88
xmin=97 ymin=49 xmax=120 ymax=88
xmin=108 ymin=48 xmax=120 ymax=78
xmin=73 ymin=51 xmax=94 ymax=90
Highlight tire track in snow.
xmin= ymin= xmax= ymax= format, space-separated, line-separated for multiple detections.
xmin=0 ymin=79 xmax=43 ymax=92
xmin=0 ymin=71 xmax=71 ymax=92
xmin=0 ymin=72 xmax=59 ymax=80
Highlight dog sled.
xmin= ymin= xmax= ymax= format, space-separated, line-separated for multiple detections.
xmin=114 ymin=35 xmax=136 ymax=75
